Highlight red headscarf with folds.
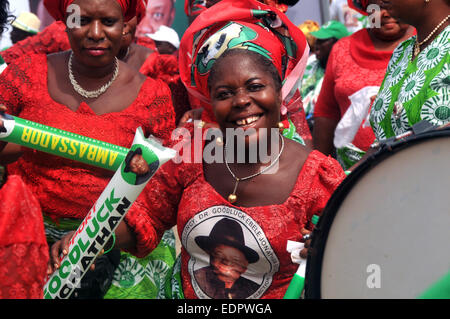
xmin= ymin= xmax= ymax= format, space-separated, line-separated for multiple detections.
xmin=185 ymin=0 xmax=289 ymax=18
xmin=179 ymin=0 xmax=309 ymax=125
xmin=136 ymin=0 xmax=148 ymax=24
xmin=348 ymin=0 xmax=370 ymax=16
xmin=44 ymin=0 xmax=142 ymax=22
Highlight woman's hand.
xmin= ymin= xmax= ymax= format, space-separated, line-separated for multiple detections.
xmin=177 ymin=108 xmax=203 ymax=127
xmin=299 ymin=228 xmax=312 ymax=259
xmin=0 ymin=104 xmax=6 ymax=131
xmin=48 ymin=231 xmax=75 ymax=276
xmin=47 ymin=231 xmax=103 ymax=276
xmin=0 ymin=105 xmax=9 ymax=153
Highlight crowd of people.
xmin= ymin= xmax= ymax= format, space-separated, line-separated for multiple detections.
xmin=0 ymin=0 xmax=448 ymax=300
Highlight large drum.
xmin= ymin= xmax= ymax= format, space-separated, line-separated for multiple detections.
xmin=305 ymin=126 xmax=450 ymax=299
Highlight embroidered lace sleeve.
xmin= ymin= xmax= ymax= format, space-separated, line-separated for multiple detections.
xmin=124 ymin=124 xmax=202 ymax=258
xmin=0 ymin=54 xmax=38 ymax=115
xmin=123 ymin=125 xmax=196 ymax=257
xmin=299 ymin=151 xmax=346 ymax=230
xmin=140 ymin=52 xmax=191 ymax=124
xmin=123 ymin=160 xmax=183 ymax=258
xmin=143 ymin=78 xmax=177 ymax=144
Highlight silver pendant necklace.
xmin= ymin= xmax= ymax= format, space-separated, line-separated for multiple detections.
xmin=68 ymin=52 xmax=119 ymax=99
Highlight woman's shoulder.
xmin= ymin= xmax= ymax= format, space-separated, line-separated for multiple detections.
xmin=0 ymin=53 xmax=47 ymax=86
xmin=139 ymin=51 xmax=180 ymax=85
xmin=305 ymin=149 xmax=343 ymax=169
xmin=139 ymin=73 xmax=173 ymax=103
xmin=333 ymin=32 xmax=353 ymax=50
xmin=282 ymin=149 xmax=345 ymax=213
xmin=326 ymin=34 xmax=352 ymax=68
xmin=4 ymin=52 xmax=47 ymax=71
xmin=299 ymin=150 xmax=346 ymax=188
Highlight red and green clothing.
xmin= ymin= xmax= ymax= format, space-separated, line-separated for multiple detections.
xmin=370 ymin=25 xmax=450 ymax=139
xmin=313 ymin=28 xmax=394 ymax=169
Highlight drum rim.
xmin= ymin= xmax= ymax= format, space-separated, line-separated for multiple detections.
xmin=304 ymin=128 xmax=450 ymax=299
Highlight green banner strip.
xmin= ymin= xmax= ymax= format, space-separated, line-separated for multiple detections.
xmin=1 ymin=115 xmax=129 ymax=171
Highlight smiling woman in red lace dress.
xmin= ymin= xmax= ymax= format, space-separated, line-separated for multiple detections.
xmin=51 ymin=0 xmax=346 ymax=299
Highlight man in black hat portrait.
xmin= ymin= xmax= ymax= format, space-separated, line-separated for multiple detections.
xmin=194 ymin=217 xmax=260 ymax=299
xmin=123 ymin=147 xmax=158 ymax=185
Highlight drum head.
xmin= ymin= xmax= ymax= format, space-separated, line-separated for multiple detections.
xmin=305 ymin=130 xmax=450 ymax=299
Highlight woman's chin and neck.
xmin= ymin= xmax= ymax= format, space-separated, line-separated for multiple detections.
xmin=369 ymin=24 xmax=414 ymax=48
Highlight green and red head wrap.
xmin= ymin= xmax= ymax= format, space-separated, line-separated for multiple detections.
xmin=179 ymin=0 xmax=309 ymax=123
xmin=348 ymin=0 xmax=370 ymax=16
xmin=44 ymin=0 xmax=146 ymax=23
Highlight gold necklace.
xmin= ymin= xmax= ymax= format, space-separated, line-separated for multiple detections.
xmin=414 ymin=15 xmax=450 ymax=57
xmin=68 ymin=52 xmax=119 ymax=99
xmin=224 ymin=134 xmax=284 ymax=204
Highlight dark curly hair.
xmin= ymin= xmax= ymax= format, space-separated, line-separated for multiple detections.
xmin=0 ymin=0 xmax=12 ymax=36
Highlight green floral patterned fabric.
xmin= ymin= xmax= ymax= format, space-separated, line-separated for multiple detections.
xmin=370 ymin=26 xmax=450 ymax=140
xmin=104 ymin=230 xmax=184 ymax=299
xmin=301 ymin=57 xmax=325 ymax=118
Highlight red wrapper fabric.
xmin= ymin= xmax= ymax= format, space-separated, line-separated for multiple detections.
xmin=0 ymin=175 xmax=48 ymax=299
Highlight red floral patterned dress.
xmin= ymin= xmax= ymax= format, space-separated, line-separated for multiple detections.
xmin=124 ymin=126 xmax=346 ymax=299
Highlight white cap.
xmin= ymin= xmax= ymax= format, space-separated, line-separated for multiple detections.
xmin=146 ymin=25 xmax=180 ymax=49
xmin=12 ymin=12 xmax=41 ymax=34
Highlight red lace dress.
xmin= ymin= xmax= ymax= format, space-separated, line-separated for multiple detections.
xmin=0 ymin=175 xmax=48 ymax=299
xmin=124 ymin=128 xmax=345 ymax=299
xmin=0 ymin=53 xmax=175 ymax=222
xmin=139 ymin=51 xmax=191 ymax=124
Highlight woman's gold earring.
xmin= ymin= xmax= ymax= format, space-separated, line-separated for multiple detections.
xmin=278 ymin=122 xmax=285 ymax=132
